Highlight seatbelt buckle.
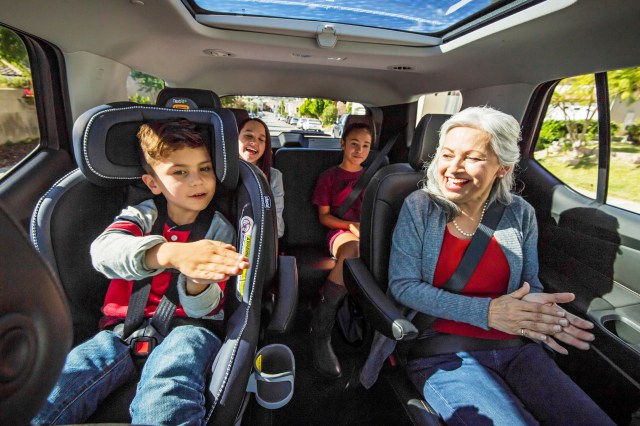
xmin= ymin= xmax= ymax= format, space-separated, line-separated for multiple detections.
xmin=121 ymin=321 xmax=165 ymax=358
xmin=130 ymin=335 xmax=157 ymax=357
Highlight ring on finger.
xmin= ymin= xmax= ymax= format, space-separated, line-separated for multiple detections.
xmin=519 ymin=328 xmax=525 ymax=337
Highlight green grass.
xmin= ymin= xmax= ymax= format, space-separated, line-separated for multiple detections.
xmin=535 ymin=145 xmax=640 ymax=203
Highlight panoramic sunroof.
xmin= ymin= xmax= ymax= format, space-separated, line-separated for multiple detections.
xmin=191 ymin=0 xmax=520 ymax=35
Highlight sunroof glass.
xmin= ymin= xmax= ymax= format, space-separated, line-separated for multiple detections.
xmin=193 ymin=0 xmax=514 ymax=34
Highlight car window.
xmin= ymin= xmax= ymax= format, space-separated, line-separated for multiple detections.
xmin=0 ymin=26 xmax=39 ymax=179
xmin=533 ymin=66 xmax=640 ymax=214
xmin=127 ymin=70 xmax=164 ymax=104
xmin=221 ymin=95 xmax=364 ymax=138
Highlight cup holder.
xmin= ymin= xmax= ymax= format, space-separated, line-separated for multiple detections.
xmin=246 ymin=344 xmax=295 ymax=409
xmin=601 ymin=315 xmax=640 ymax=345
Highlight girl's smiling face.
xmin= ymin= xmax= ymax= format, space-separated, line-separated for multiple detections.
xmin=340 ymin=128 xmax=372 ymax=171
xmin=238 ymin=120 xmax=267 ymax=165
xmin=437 ymin=126 xmax=505 ymax=209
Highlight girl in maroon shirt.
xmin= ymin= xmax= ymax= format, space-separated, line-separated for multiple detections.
xmin=310 ymin=122 xmax=372 ymax=378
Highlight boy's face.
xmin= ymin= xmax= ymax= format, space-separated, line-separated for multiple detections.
xmin=341 ymin=128 xmax=371 ymax=169
xmin=142 ymin=146 xmax=216 ymax=225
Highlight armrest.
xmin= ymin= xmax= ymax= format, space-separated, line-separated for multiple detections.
xmin=267 ymin=255 xmax=298 ymax=333
xmin=343 ymin=258 xmax=417 ymax=340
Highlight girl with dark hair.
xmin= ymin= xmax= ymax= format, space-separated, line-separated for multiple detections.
xmin=310 ymin=122 xmax=373 ymax=378
xmin=238 ymin=118 xmax=285 ymax=238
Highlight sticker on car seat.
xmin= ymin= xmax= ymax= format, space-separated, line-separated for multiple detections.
xmin=263 ymin=196 xmax=271 ymax=209
xmin=237 ymin=216 xmax=255 ymax=301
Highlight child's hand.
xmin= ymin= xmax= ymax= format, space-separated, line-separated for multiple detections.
xmin=150 ymin=240 xmax=249 ymax=283
xmin=349 ymin=222 xmax=360 ymax=238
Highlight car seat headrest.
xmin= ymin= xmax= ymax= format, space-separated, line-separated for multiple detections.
xmin=228 ymin=108 xmax=250 ymax=129
xmin=408 ymin=113 xmax=451 ymax=171
xmin=155 ymin=88 xmax=221 ymax=109
xmin=73 ymin=105 xmax=239 ymax=189
xmin=342 ymin=114 xmax=377 ymax=144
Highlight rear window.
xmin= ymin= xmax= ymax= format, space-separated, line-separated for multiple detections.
xmin=220 ymin=95 xmax=365 ymax=137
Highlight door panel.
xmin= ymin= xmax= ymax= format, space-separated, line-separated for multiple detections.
xmin=521 ymin=158 xmax=640 ymax=424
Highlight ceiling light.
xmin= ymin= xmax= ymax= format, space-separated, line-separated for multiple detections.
xmin=327 ymin=57 xmax=346 ymax=61
xmin=203 ymin=49 xmax=235 ymax=57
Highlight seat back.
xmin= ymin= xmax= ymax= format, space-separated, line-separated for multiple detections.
xmin=360 ymin=114 xmax=450 ymax=290
xmin=0 ymin=201 xmax=72 ymax=425
xmin=30 ymin=104 xmax=277 ymax=423
xmin=274 ymin=147 xmax=388 ymax=299
xmin=228 ymin=108 xmax=250 ymax=127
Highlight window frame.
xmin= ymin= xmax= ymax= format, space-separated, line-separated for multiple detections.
xmin=525 ymin=71 xmax=633 ymax=210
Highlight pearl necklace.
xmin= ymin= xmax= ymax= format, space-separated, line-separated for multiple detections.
xmin=452 ymin=202 xmax=488 ymax=238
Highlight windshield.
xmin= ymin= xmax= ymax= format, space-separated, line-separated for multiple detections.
xmin=192 ymin=0 xmax=522 ymax=35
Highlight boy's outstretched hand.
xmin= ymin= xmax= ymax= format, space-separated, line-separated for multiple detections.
xmin=146 ymin=240 xmax=250 ymax=285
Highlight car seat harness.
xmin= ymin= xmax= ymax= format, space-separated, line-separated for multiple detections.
xmin=114 ymin=197 xmax=216 ymax=358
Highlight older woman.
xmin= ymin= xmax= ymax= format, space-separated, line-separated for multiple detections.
xmin=389 ymin=107 xmax=613 ymax=425
xmin=238 ymin=118 xmax=285 ymax=238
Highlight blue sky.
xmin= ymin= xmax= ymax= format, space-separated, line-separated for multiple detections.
xmin=195 ymin=0 xmax=497 ymax=33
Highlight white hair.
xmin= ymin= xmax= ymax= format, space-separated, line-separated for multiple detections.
xmin=421 ymin=106 xmax=521 ymax=219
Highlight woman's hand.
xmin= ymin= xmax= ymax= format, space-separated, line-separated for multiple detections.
xmin=488 ymin=282 xmax=570 ymax=340
xmin=523 ymin=291 xmax=595 ymax=354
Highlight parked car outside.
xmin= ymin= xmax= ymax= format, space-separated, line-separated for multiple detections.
xmin=303 ymin=118 xmax=323 ymax=131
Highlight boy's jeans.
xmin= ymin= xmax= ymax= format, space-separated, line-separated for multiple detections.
xmin=33 ymin=325 xmax=221 ymax=425
xmin=406 ymin=343 xmax=614 ymax=426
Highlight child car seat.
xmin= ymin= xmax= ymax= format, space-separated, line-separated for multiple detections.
xmin=30 ymin=102 xmax=292 ymax=423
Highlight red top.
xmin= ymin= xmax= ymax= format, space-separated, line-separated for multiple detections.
xmin=431 ymin=226 xmax=515 ymax=340
xmin=312 ymin=165 xmax=365 ymax=243
xmin=100 ymin=221 xmax=225 ymax=329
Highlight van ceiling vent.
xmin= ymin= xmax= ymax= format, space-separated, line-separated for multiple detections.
xmin=389 ymin=65 xmax=415 ymax=71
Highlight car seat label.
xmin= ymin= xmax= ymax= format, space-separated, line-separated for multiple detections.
xmin=263 ymin=196 xmax=271 ymax=209
xmin=237 ymin=216 xmax=255 ymax=301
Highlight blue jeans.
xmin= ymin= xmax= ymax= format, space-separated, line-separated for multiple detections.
xmin=33 ymin=325 xmax=221 ymax=425
xmin=406 ymin=343 xmax=614 ymax=426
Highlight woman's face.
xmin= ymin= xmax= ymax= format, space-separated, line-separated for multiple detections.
xmin=437 ymin=126 xmax=505 ymax=208
xmin=238 ymin=120 xmax=267 ymax=165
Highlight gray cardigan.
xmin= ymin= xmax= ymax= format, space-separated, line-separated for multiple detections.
xmin=360 ymin=189 xmax=542 ymax=388
xmin=389 ymin=189 xmax=542 ymax=329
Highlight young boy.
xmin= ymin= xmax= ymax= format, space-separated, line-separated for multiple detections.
xmin=310 ymin=122 xmax=372 ymax=378
xmin=33 ymin=118 xmax=249 ymax=425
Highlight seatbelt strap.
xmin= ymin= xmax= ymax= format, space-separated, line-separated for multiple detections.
xmin=412 ymin=200 xmax=506 ymax=330
xmin=334 ymin=132 xmax=401 ymax=219
xmin=444 ymin=200 xmax=506 ymax=292
xmin=121 ymin=197 xmax=215 ymax=347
